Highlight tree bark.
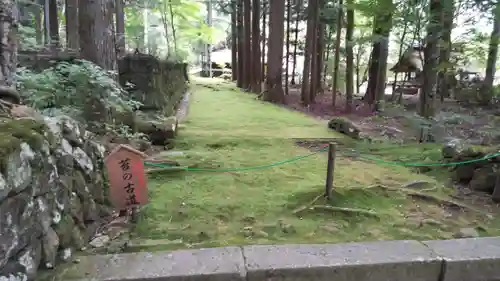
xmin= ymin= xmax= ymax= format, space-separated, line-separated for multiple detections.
xmin=420 ymin=0 xmax=441 ymax=117
xmin=363 ymin=0 xmax=392 ymax=109
xmin=0 ymin=0 xmax=17 ymax=87
xmin=308 ymin=0 xmax=320 ymax=101
xmin=242 ymin=0 xmax=251 ymax=89
xmin=437 ymin=0 xmax=454 ymax=102
xmin=345 ymin=0 xmax=354 ymax=113
xmin=66 ymin=0 xmax=79 ymax=51
xmin=300 ymin=0 xmax=316 ymax=105
xmin=236 ymin=0 xmax=244 ymax=88
xmin=79 ymin=0 xmax=117 ymax=70
xmin=261 ymin=0 xmax=266 ymax=81
xmin=331 ymin=0 xmax=343 ymax=106
xmin=290 ymin=0 xmax=301 ymax=85
xmin=251 ymin=0 xmax=261 ymax=93
xmin=263 ymin=0 xmax=285 ymax=103
xmin=231 ymin=1 xmax=238 ymax=81
xmin=48 ymin=0 xmax=59 ymax=47
xmin=285 ymin=0 xmax=291 ymax=95
xmin=480 ymin=3 xmax=500 ymax=105
xmin=115 ymin=0 xmax=125 ymax=57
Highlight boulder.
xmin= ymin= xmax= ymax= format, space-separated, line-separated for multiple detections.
xmin=134 ymin=111 xmax=178 ymax=146
xmin=469 ymin=166 xmax=497 ymax=193
xmin=327 ymin=117 xmax=360 ymax=139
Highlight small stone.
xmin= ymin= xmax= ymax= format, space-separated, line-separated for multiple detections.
xmin=403 ymin=180 xmax=433 ymax=189
xmin=453 ymin=227 xmax=480 ymax=238
xmin=89 ymin=235 xmax=110 ymax=248
xmin=242 ymin=216 xmax=256 ymax=224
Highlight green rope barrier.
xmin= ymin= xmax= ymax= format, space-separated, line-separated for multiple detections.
xmin=144 ymin=146 xmax=500 ymax=172
xmin=356 ymin=152 xmax=500 ymax=167
xmin=144 ymin=146 xmax=329 ymax=172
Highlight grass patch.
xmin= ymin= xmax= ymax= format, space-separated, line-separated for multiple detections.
xmin=133 ymin=78 xmax=500 ymax=251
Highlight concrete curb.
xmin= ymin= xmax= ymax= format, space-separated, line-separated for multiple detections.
xmin=71 ymin=237 xmax=500 ymax=281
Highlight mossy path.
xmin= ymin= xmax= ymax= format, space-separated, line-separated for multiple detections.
xmin=131 ymin=79 xmax=500 ymax=251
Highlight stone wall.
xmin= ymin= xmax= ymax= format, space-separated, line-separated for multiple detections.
xmin=118 ymin=53 xmax=188 ymax=146
xmin=118 ymin=52 xmax=188 ymax=117
xmin=0 ymin=108 xmax=110 ymax=281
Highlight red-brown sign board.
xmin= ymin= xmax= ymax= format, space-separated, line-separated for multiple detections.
xmin=105 ymin=144 xmax=149 ymax=209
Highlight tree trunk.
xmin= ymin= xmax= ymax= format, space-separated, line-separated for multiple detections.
xmin=65 ymin=0 xmax=79 ymax=51
xmin=290 ymin=0 xmax=301 ymax=85
xmin=420 ymin=0 xmax=442 ymax=118
xmin=79 ymin=0 xmax=116 ymax=70
xmin=437 ymin=0 xmax=454 ymax=102
xmin=35 ymin=3 xmax=42 ymax=44
xmin=251 ymin=0 xmax=261 ymax=93
xmin=242 ymin=0 xmax=251 ymax=89
xmin=331 ymin=0 xmax=343 ymax=106
xmin=323 ymin=26 xmax=333 ymax=84
xmin=391 ymin=5 xmax=409 ymax=101
xmin=285 ymin=0 xmax=291 ymax=95
xmin=263 ymin=0 xmax=285 ymax=103
xmin=315 ymin=12 xmax=325 ymax=95
xmin=261 ymin=0 xmax=266 ymax=81
xmin=236 ymin=0 xmax=244 ymax=88
xmin=308 ymin=0 xmax=320 ymax=102
xmin=48 ymin=0 xmax=59 ymax=47
xmin=480 ymin=3 xmax=500 ymax=105
xmin=300 ymin=0 xmax=317 ymax=105
xmin=363 ymin=0 xmax=392 ymax=108
xmin=0 ymin=0 xmax=17 ymax=88
xmin=345 ymin=0 xmax=354 ymax=113
xmin=115 ymin=0 xmax=125 ymax=56
xmin=231 ymin=1 xmax=238 ymax=81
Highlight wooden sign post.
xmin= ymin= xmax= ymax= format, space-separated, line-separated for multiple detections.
xmin=105 ymin=144 xmax=149 ymax=209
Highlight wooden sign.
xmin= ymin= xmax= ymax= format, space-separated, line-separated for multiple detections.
xmin=105 ymin=144 xmax=149 ymax=209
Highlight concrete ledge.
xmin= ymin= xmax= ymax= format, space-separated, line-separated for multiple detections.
xmin=243 ymin=240 xmax=442 ymax=281
xmin=423 ymin=237 xmax=500 ymax=281
xmin=73 ymin=246 xmax=246 ymax=281
xmin=67 ymin=237 xmax=500 ymax=281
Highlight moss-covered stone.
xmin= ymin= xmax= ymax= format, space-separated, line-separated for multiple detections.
xmin=0 ymin=118 xmax=47 ymax=173
xmin=327 ymin=117 xmax=361 ymax=139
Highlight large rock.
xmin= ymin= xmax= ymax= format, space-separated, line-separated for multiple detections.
xmin=327 ymin=117 xmax=360 ymax=139
xmin=134 ymin=112 xmax=178 ymax=146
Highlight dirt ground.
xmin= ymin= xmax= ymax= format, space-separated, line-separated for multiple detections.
xmin=284 ymin=86 xmax=500 ymax=146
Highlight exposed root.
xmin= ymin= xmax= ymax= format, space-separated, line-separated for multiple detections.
xmin=367 ymin=184 xmax=488 ymax=215
xmin=292 ymin=193 xmax=325 ymax=214
xmin=304 ymin=205 xmax=379 ymax=217
xmin=292 ymin=193 xmax=379 ymax=218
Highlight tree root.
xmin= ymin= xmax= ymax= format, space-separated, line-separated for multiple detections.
xmin=292 ymin=193 xmax=325 ymax=214
xmin=292 ymin=193 xmax=379 ymax=217
xmin=305 ymin=205 xmax=380 ymax=217
xmin=367 ymin=184 xmax=488 ymax=215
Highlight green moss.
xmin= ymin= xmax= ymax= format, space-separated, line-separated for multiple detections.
xmin=0 ymin=117 xmax=48 ymax=173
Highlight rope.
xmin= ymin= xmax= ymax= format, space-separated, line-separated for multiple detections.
xmin=144 ymin=144 xmax=500 ymax=172
xmin=356 ymin=152 xmax=500 ymax=167
xmin=145 ymin=145 xmax=329 ymax=172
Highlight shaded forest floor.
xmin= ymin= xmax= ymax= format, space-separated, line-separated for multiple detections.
xmin=128 ymin=79 xmax=500 ymax=252
xmin=284 ymin=86 xmax=500 ymax=146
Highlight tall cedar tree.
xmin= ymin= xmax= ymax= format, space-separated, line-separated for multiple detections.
xmin=263 ymin=0 xmax=286 ymax=103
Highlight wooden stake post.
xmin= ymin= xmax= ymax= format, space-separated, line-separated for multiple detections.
xmin=492 ymin=173 xmax=500 ymax=203
xmin=325 ymin=143 xmax=336 ymax=199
